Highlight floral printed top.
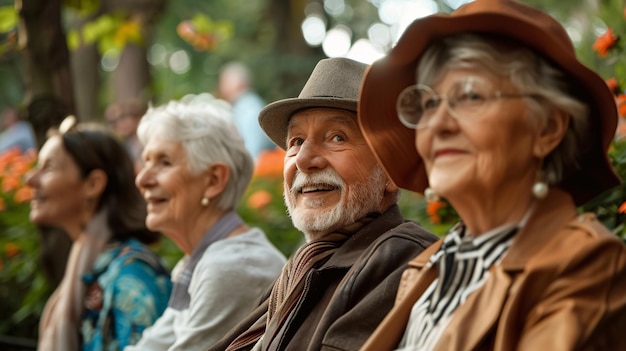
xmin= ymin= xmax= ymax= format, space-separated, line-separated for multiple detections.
xmin=81 ymin=239 xmax=172 ymax=351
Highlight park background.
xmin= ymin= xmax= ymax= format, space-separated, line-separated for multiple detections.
xmin=1 ymin=0 xmax=626 ymax=348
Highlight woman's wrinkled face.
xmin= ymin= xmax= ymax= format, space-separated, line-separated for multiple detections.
xmin=135 ymin=133 xmax=207 ymax=236
xmin=26 ymin=136 xmax=87 ymax=229
xmin=415 ymin=68 xmax=541 ymax=201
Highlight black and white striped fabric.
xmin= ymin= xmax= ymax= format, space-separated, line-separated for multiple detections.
xmin=397 ymin=217 xmax=525 ymax=350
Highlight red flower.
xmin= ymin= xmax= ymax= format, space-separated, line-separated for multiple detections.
xmin=593 ymin=28 xmax=618 ymax=57
xmin=619 ymin=201 xmax=626 ymax=214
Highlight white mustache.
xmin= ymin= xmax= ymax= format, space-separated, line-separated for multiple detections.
xmin=290 ymin=169 xmax=344 ymax=194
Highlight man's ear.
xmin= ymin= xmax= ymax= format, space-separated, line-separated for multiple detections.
xmin=84 ymin=169 xmax=108 ymax=198
xmin=533 ymin=109 xmax=570 ymax=158
xmin=203 ymin=163 xmax=231 ymax=200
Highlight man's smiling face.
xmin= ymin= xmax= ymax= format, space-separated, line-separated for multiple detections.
xmin=283 ymin=107 xmax=387 ymax=241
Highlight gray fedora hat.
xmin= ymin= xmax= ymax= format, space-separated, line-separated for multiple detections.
xmin=259 ymin=57 xmax=368 ymax=149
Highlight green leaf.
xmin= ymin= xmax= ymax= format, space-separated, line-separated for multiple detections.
xmin=0 ymin=6 xmax=18 ymax=33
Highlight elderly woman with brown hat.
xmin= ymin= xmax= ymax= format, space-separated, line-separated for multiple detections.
xmin=357 ymin=0 xmax=626 ymax=350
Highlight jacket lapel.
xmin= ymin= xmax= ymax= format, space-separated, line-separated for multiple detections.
xmin=360 ymin=240 xmax=442 ymax=351
xmin=436 ymin=190 xmax=578 ymax=351
xmin=435 ymin=266 xmax=513 ymax=351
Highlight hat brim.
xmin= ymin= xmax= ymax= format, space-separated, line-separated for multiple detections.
xmin=260 ymin=98 xmax=357 ymax=149
xmin=359 ymin=11 xmax=620 ymax=206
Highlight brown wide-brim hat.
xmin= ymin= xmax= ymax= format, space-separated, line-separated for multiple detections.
xmin=259 ymin=57 xmax=367 ymax=149
xmin=358 ymin=0 xmax=621 ymax=206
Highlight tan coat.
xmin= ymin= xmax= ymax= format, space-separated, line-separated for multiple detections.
xmin=361 ymin=190 xmax=626 ymax=351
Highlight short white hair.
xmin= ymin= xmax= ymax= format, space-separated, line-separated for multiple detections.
xmin=137 ymin=93 xmax=254 ymax=210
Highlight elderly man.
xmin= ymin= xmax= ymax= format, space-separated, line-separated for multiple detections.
xmin=208 ymin=58 xmax=438 ymax=351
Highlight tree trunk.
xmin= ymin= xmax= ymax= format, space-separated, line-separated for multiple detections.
xmin=17 ymin=0 xmax=76 ymax=288
xmin=112 ymin=42 xmax=151 ymax=102
xmin=17 ymin=0 xmax=75 ymax=144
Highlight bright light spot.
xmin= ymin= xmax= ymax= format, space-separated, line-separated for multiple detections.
xmin=444 ymin=0 xmax=474 ymax=10
xmin=368 ymin=22 xmax=391 ymax=50
xmin=379 ymin=0 xmax=437 ymax=26
xmin=101 ymin=48 xmax=120 ymax=72
xmin=169 ymin=50 xmax=191 ymax=74
xmin=347 ymin=39 xmax=385 ymax=64
xmin=322 ymin=25 xmax=352 ymax=58
xmin=385 ymin=1 xmax=438 ymax=44
xmin=324 ymin=0 xmax=345 ymax=17
xmin=148 ymin=44 xmax=167 ymax=67
xmin=591 ymin=16 xmax=608 ymax=36
xmin=302 ymin=15 xmax=327 ymax=46
xmin=565 ymin=23 xmax=582 ymax=45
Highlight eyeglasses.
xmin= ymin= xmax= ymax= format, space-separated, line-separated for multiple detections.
xmin=396 ymin=77 xmax=541 ymax=129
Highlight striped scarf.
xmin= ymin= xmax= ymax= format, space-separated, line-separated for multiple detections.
xmin=226 ymin=215 xmax=375 ymax=351
xmin=399 ymin=212 xmax=531 ymax=350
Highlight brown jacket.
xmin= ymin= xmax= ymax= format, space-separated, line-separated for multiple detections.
xmin=207 ymin=205 xmax=438 ymax=351
xmin=361 ymin=190 xmax=626 ymax=351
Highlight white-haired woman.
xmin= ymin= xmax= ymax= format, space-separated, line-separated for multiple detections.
xmin=126 ymin=94 xmax=286 ymax=351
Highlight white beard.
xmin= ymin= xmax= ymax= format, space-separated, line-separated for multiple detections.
xmin=284 ymin=166 xmax=387 ymax=240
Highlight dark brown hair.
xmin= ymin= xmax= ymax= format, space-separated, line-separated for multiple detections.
xmin=56 ymin=122 xmax=159 ymax=244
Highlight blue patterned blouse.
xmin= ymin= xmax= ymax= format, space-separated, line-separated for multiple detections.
xmin=81 ymin=239 xmax=172 ymax=351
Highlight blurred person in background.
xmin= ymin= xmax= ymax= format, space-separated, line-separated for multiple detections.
xmin=218 ymin=61 xmax=275 ymax=161
xmin=0 ymin=106 xmax=37 ymax=153
xmin=358 ymin=0 xmax=626 ymax=349
xmin=105 ymin=98 xmax=148 ymax=172
xmin=29 ymin=117 xmax=172 ymax=351
xmin=127 ymin=93 xmax=285 ymax=351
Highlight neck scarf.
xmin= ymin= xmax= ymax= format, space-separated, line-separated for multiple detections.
xmin=38 ymin=228 xmax=110 ymax=351
xmin=226 ymin=215 xmax=376 ymax=351
xmin=168 ymin=211 xmax=243 ymax=310
xmin=401 ymin=206 xmax=534 ymax=350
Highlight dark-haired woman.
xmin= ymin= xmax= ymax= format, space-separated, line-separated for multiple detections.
xmin=29 ymin=118 xmax=172 ymax=351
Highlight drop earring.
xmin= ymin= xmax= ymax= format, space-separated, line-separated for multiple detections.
xmin=532 ymin=169 xmax=549 ymax=199
xmin=201 ymin=197 xmax=210 ymax=206
xmin=424 ymin=187 xmax=440 ymax=203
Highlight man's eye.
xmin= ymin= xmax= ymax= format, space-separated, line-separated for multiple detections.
xmin=288 ymin=138 xmax=304 ymax=148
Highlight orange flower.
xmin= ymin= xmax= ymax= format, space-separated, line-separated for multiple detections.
xmin=14 ymin=187 xmax=34 ymax=203
xmin=426 ymin=200 xmax=445 ymax=216
xmin=593 ymin=28 xmax=618 ymax=57
xmin=2 ymin=175 xmax=20 ymax=193
xmin=607 ymin=77 xmax=621 ymax=95
xmin=429 ymin=214 xmax=441 ymax=224
xmin=4 ymin=242 xmax=20 ymax=258
xmin=619 ymin=201 xmax=626 ymax=214
xmin=254 ymin=148 xmax=285 ymax=177
xmin=247 ymin=190 xmax=272 ymax=209
xmin=618 ymin=95 xmax=626 ymax=117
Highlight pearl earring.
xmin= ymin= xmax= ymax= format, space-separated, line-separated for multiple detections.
xmin=532 ymin=181 xmax=548 ymax=199
xmin=532 ymin=169 xmax=549 ymax=199
xmin=424 ymin=187 xmax=440 ymax=203
xmin=201 ymin=197 xmax=210 ymax=206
